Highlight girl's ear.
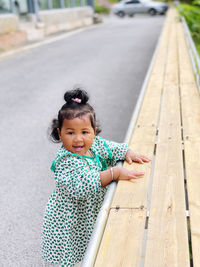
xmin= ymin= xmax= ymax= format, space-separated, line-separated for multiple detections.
xmin=57 ymin=128 xmax=61 ymax=139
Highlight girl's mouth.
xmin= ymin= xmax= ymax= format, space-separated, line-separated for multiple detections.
xmin=72 ymin=146 xmax=84 ymax=152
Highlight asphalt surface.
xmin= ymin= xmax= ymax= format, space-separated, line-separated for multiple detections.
xmin=0 ymin=14 xmax=165 ymax=266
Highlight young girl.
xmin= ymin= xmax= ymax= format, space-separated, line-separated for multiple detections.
xmin=42 ymin=88 xmax=150 ymax=267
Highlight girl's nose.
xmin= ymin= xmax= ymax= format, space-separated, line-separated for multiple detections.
xmin=74 ymin=134 xmax=83 ymax=142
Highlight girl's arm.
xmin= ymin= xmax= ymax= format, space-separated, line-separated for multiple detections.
xmin=95 ymin=136 xmax=129 ymax=164
xmin=95 ymin=137 xmax=150 ymax=165
xmin=100 ymin=167 xmax=144 ymax=187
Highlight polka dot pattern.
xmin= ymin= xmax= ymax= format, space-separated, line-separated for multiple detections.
xmin=41 ymin=136 xmax=128 ymax=266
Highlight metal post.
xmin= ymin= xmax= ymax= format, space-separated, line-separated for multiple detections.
xmin=27 ymin=0 xmax=34 ymax=13
xmin=59 ymin=0 xmax=65 ymax=8
xmin=33 ymin=0 xmax=40 ymax=21
xmin=27 ymin=0 xmax=40 ymax=21
xmin=70 ymin=0 xmax=75 ymax=7
xmin=10 ymin=0 xmax=15 ymax=13
xmin=87 ymin=0 xmax=94 ymax=9
xmin=48 ymin=0 xmax=53 ymax=9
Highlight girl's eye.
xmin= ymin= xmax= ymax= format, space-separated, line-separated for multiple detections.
xmin=82 ymin=131 xmax=88 ymax=135
xmin=67 ymin=132 xmax=73 ymax=135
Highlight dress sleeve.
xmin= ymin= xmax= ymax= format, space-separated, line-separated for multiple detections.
xmin=94 ymin=136 xmax=129 ymax=166
xmin=54 ymin=158 xmax=102 ymax=200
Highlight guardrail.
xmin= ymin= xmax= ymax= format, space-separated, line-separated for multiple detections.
xmin=181 ymin=16 xmax=200 ymax=91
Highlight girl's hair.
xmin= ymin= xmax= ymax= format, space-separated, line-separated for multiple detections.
xmin=50 ymin=88 xmax=101 ymax=142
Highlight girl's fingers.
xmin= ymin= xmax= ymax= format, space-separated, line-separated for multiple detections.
xmin=141 ymin=156 xmax=151 ymax=162
xmin=130 ymin=175 xmax=144 ymax=179
xmin=126 ymin=156 xmax=133 ymax=165
xmin=135 ymin=157 xmax=144 ymax=164
xmin=131 ymin=171 xmax=145 ymax=176
xmin=126 ymin=151 xmax=150 ymax=164
xmin=135 ymin=155 xmax=151 ymax=163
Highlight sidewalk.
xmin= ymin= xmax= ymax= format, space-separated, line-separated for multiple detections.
xmin=0 ymin=29 xmax=27 ymax=52
xmin=0 ymin=9 xmax=101 ymax=54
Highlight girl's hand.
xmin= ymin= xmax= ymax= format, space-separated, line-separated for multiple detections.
xmin=125 ymin=149 xmax=150 ymax=165
xmin=116 ymin=167 xmax=144 ymax=181
xmin=100 ymin=166 xmax=144 ymax=187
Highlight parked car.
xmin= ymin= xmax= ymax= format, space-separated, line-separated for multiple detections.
xmin=112 ymin=0 xmax=168 ymax=17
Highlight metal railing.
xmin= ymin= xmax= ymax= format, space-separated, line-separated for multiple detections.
xmin=0 ymin=0 xmax=88 ymax=18
xmin=181 ymin=16 xmax=200 ymax=92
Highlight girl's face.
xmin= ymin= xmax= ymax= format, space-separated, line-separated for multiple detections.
xmin=58 ymin=114 xmax=95 ymax=156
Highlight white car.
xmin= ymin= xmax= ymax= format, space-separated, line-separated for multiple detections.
xmin=112 ymin=0 xmax=168 ymax=17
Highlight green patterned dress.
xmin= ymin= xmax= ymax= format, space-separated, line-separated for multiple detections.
xmin=42 ymin=136 xmax=128 ymax=266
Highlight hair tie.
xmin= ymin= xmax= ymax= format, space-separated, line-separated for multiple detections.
xmin=72 ymin=98 xmax=81 ymax=103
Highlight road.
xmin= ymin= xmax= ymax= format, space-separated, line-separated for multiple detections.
xmin=0 ymin=14 xmax=165 ymax=266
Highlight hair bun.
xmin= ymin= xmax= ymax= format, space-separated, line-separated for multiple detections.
xmin=64 ymin=88 xmax=89 ymax=105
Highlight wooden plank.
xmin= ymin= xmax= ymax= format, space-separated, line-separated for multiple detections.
xmin=111 ymin=142 xmax=152 ymax=209
xmin=181 ymin=83 xmax=200 ymax=140
xmin=95 ymin=10 xmax=172 ymax=267
xmin=158 ymin=84 xmax=181 ymax=143
xmin=164 ymin=22 xmax=179 ymax=86
xmin=177 ymin=22 xmax=200 ymax=264
xmin=144 ymin=142 xmax=190 ymax=267
xmin=96 ymin=9 xmax=191 ymax=267
xmin=177 ymin=22 xmax=196 ymax=85
xmin=144 ymin=13 xmax=190 ymax=266
xmin=111 ymin=88 xmax=160 ymax=209
xmin=159 ymin=17 xmax=179 ymax=139
xmin=94 ymin=209 xmax=146 ymax=267
xmin=183 ymin=141 xmax=200 ymax=267
xmin=178 ymin=19 xmax=200 ymax=266
xmin=111 ymin=11 xmax=171 ymax=209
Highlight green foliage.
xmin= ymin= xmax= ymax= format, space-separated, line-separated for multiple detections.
xmin=106 ymin=0 xmax=118 ymax=3
xmin=95 ymin=4 xmax=110 ymax=13
xmin=177 ymin=3 xmax=200 ymax=55
xmin=94 ymin=0 xmax=111 ymax=14
xmin=192 ymin=0 xmax=200 ymax=6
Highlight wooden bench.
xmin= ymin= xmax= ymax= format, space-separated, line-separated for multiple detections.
xmin=94 ymin=8 xmax=200 ymax=267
